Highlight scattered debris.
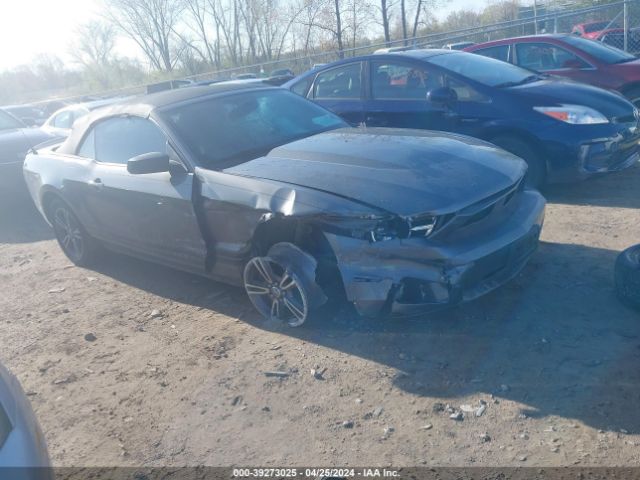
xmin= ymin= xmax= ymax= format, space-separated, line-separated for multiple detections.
xmin=53 ymin=375 xmax=76 ymax=385
xmin=86 ymin=276 xmax=97 ymax=282
xmin=460 ymin=404 xmax=475 ymax=413
xmin=433 ymin=402 xmax=446 ymax=413
xmin=354 ymin=398 xmax=363 ymax=404
xmin=373 ymin=406 xmax=384 ymax=417
xmin=476 ymin=404 xmax=487 ymax=417
xmin=231 ymin=395 xmax=243 ymax=406
xmin=450 ymin=411 xmax=464 ymax=421
xmin=342 ymin=420 xmax=354 ymax=429
xmin=382 ymin=426 xmax=395 ymax=438
xmin=518 ymin=455 xmax=527 ymax=462
xmin=420 ymin=424 xmax=433 ymax=430
xmin=261 ymin=406 xmax=270 ymax=412
xmin=620 ymin=429 xmax=629 ymax=434
xmin=264 ymin=370 xmax=290 ymax=378
xmin=84 ymin=333 xmax=97 ymax=342
xmin=311 ymin=367 xmax=326 ymax=380
xmin=149 ymin=309 xmax=163 ymax=318
xmin=499 ymin=384 xmax=510 ymax=392
xmin=479 ymin=433 xmax=491 ymax=443
xmin=48 ymin=287 xmax=65 ymax=294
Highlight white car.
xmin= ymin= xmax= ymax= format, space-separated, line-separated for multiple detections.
xmin=41 ymin=98 xmax=129 ymax=138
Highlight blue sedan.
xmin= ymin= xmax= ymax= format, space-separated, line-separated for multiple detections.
xmin=285 ymin=50 xmax=640 ymax=187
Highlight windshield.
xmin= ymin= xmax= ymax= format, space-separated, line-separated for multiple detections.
xmin=563 ymin=35 xmax=635 ymax=63
xmin=429 ymin=52 xmax=537 ymax=87
xmin=160 ymin=89 xmax=347 ymax=168
xmin=0 ymin=109 xmax=25 ymax=130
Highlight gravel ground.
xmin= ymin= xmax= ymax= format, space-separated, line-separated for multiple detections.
xmin=1 ymin=164 xmax=640 ymax=467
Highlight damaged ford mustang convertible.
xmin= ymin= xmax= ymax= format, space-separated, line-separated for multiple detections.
xmin=24 ymin=84 xmax=545 ymax=326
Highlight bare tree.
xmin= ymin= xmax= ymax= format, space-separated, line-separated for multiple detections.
xmin=71 ymin=21 xmax=117 ymax=68
xmin=379 ymin=0 xmax=392 ymax=45
xmin=104 ymin=0 xmax=186 ymax=71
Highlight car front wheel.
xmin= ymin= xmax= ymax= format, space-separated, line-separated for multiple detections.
xmin=489 ymin=135 xmax=546 ymax=189
xmin=243 ymin=256 xmax=311 ymax=327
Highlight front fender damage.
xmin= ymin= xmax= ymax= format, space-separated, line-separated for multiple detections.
xmin=267 ymin=242 xmax=328 ymax=310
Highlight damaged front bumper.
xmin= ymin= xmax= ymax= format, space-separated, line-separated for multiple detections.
xmin=324 ymin=190 xmax=545 ymax=317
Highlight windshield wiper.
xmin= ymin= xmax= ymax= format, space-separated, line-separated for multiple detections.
xmin=495 ymin=75 xmax=541 ymax=88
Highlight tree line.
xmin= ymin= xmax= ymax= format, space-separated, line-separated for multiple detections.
xmin=0 ymin=0 xmax=620 ymax=104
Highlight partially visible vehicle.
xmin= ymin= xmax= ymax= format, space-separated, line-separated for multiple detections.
xmin=23 ymin=84 xmax=544 ymax=325
xmin=465 ymin=34 xmax=640 ymax=106
xmin=0 ymin=109 xmax=53 ymax=195
xmin=146 ymin=79 xmax=194 ymax=94
xmin=235 ymin=73 xmax=258 ymax=80
xmin=285 ymin=49 xmax=640 ymax=187
xmin=1 ymin=105 xmax=46 ymax=127
xmin=442 ymin=41 xmax=476 ymax=50
xmin=41 ymin=98 xmax=128 ymax=138
xmin=615 ymin=244 xmax=640 ymax=310
xmin=0 ymin=362 xmax=52 ymax=474
xmin=374 ymin=46 xmax=415 ymax=54
xmin=270 ymin=68 xmax=295 ymax=77
xmin=572 ymin=21 xmax=621 ymax=40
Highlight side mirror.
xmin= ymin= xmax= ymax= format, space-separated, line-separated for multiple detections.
xmin=127 ymin=152 xmax=170 ymax=174
xmin=427 ymin=87 xmax=457 ymax=105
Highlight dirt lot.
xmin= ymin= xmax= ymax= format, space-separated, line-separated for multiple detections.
xmin=1 ymin=165 xmax=640 ymax=467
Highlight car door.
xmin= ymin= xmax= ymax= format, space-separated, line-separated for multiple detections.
xmin=439 ymin=74 xmax=497 ymax=137
xmin=363 ymin=59 xmax=453 ymax=131
xmin=73 ymin=116 xmax=207 ymax=272
xmin=514 ymin=42 xmax=595 ymax=84
xmin=308 ymin=62 xmax=364 ymax=125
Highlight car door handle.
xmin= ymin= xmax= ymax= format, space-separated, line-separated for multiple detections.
xmin=89 ymin=178 xmax=104 ymax=190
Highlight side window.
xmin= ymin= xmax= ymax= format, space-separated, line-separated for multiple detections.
xmin=77 ymin=129 xmax=95 ymax=158
xmin=313 ymin=63 xmax=362 ymax=99
xmin=371 ymin=61 xmax=444 ymax=100
xmin=474 ymin=45 xmax=510 ymax=62
xmin=290 ymin=77 xmax=313 ymax=97
xmin=445 ymin=76 xmax=488 ymax=103
xmin=53 ymin=110 xmax=74 ymax=129
xmin=516 ymin=43 xmax=589 ymax=71
xmin=77 ymin=117 xmax=167 ymax=164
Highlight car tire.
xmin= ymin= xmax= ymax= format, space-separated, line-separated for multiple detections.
xmin=624 ymin=86 xmax=640 ymax=108
xmin=489 ymin=135 xmax=546 ymax=189
xmin=615 ymin=244 xmax=640 ymax=311
xmin=243 ymin=255 xmax=313 ymax=327
xmin=48 ymin=198 xmax=101 ymax=267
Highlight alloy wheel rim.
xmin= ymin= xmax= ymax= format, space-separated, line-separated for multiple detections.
xmin=53 ymin=206 xmax=84 ymax=261
xmin=244 ymin=256 xmax=308 ymax=327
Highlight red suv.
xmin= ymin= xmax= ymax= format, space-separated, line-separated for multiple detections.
xmin=465 ymin=34 xmax=640 ymax=106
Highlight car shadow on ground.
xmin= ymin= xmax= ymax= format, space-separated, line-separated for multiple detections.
xmin=0 ymin=191 xmax=54 ymax=244
xmin=543 ymin=162 xmax=640 ymax=209
xmin=87 ymin=239 xmax=640 ymax=435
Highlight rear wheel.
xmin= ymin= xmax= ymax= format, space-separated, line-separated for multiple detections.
xmin=615 ymin=244 xmax=640 ymax=311
xmin=490 ymin=135 xmax=546 ymax=189
xmin=48 ymin=198 xmax=100 ymax=267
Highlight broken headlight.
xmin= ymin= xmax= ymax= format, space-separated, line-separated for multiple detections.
xmin=324 ymin=214 xmax=438 ymax=243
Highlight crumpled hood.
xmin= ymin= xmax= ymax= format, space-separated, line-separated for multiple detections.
xmin=509 ymin=78 xmax=635 ymax=119
xmin=223 ymin=128 xmax=526 ymax=216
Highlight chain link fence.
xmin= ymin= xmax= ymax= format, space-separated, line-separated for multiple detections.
xmin=27 ymin=0 xmax=640 ymax=107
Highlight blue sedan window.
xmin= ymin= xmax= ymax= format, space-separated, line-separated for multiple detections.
xmin=429 ymin=52 xmax=534 ymax=87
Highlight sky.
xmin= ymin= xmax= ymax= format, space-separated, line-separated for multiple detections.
xmin=0 ymin=0 xmax=490 ymax=72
